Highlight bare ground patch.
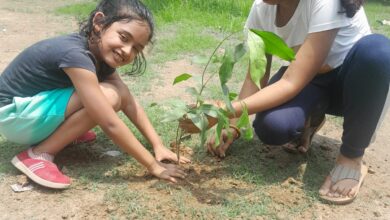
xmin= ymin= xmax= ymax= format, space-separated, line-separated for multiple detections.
xmin=146 ymin=59 xmax=203 ymax=102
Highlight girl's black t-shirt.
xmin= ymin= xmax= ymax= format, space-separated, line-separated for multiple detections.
xmin=0 ymin=33 xmax=115 ymax=107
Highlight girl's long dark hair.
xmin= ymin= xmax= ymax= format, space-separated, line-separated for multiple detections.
xmin=79 ymin=0 xmax=154 ymax=76
xmin=340 ymin=0 xmax=365 ymax=18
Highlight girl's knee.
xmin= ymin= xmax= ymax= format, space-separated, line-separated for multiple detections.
xmin=100 ymin=83 xmax=121 ymax=111
xmin=253 ymin=111 xmax=303 ymax=145
xmin=115 ymin=83 xmax=131 ymax=105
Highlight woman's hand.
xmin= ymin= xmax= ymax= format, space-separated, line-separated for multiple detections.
xmin=148 ymin=161 xmax=187 ymax=183
xmin=206 ymin=127 xmax=239 ymax=158
xmin=154 ymin=145 xmax=191 ymax=164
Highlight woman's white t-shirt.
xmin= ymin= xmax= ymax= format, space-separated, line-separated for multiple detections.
xmin=245 ymin=0 xmax=371 ymax=68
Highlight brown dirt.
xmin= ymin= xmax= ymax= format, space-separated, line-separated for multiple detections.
xmin=146 ymin=59 xmax=203 ymax=102
xmin=1 ymin=0 xmax=390 ymax=219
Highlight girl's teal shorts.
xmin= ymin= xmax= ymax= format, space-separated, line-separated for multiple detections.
xmin=0 ymin=88 xmax=74 ymax=145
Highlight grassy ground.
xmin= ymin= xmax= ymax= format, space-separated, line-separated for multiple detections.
xmin=2 ymin=0 xmax=390 ymax=219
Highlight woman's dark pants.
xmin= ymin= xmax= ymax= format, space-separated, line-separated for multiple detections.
xmin=253 ymin=34 xmax=390 ymax=158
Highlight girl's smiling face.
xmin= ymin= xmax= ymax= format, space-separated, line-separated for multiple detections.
xmin=93 ymin=14 xmax=151 ymax=68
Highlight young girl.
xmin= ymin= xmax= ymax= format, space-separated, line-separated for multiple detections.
xmin=182 ymin=0 xmax=390 ymax=204
xmin=0 ymin=0 xmax=189 ymax=189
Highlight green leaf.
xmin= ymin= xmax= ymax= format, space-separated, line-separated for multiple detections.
xmin=161 ymin=108 xmax=187 ymax=122
xmin=229 ymin=92 xmax=238 ymax=101
xmin=199 ymin=116 xmax=208 ymax=148
xmin=214 ymin=110 xmax=229 ymax=147
xmin=233 ymin=43 xmax=247 ymax=62
xmin=187 ymin=112 xmax=209 ymax=148
xmin=198 ymin=104 xmax=219 ymax=118
xmin=173 ymin=73 xmax=192 ymax=85
xmin=218 ymin=47 xmax=235 ymax=86
xmin=248 ymin=31 xmax=266 ymax=89
xmin=221 ymin=85 xmax=234 ymax=113
xmin=185 ymin=87 xmax=204 ymax=104
xmin=236 ymin=104 xmax=253 ymax=140
xmin=187 ymin=112 xmax=208 ymax=131
xmin=149 ymin=102 xmax=158 ymax=107
xmin=250 ymin=29 xmax=295 ymax=61
xmin=161 ymin=99 xmax=189 ymax=122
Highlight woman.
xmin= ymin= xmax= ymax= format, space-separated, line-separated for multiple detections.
xmin=182 ymin=0 xmax=390 ymax=204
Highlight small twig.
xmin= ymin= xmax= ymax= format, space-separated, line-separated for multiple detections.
xmin=175 ymin=125 xmax=185 ymax=165
xmin=175 ymin=124 xmax=180 ymax=165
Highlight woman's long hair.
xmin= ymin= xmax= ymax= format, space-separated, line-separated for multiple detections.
xmin=340 ymin=0 xmax=365 ymax=18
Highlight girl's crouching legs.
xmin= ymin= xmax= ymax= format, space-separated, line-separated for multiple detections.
xmin=12 ymin=83 xmax=122 ymax=189
xmin=34 ymin=82 xmax=122 ymax=155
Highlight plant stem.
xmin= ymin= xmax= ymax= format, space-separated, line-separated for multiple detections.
xmin=197 ymin=31 xmax=238 ymax=106
xmin=175 ymin=124 xmax=184 ymax=165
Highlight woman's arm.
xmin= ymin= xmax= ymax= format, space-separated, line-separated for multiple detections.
xmin=206 ymin=29 xmax=338 ymax=157
xmin=233 ymin=29 xmax=339 ymax=116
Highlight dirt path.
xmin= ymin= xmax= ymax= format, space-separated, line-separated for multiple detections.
xmin=313 ymin=116 xmax=390 ymax=219
xmin=1 ymin=0 xmax=389 ymax=219
xmin=0 ymin=0 xmax=78 ymax=71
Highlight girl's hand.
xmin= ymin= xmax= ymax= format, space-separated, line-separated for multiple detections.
xmin=206 ymin=127 xmax=239 ymax=158
xmin=148 ymin=161 xmax=187 ymax=183
xmin=154 ymin=145 xmax=191 ymax=164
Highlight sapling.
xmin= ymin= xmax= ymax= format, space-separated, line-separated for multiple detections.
xmin=162 ymin=29 xmax=295 ymax=164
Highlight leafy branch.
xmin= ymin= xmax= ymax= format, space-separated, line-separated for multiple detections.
xmin=162 ymin=29 xmax=295 ymax=164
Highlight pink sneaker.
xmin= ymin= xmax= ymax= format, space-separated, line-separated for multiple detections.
xmin=11 ymin=149 xmax=71 ymax=189
xmin=72 ymin=130 xmax=97 ymax=145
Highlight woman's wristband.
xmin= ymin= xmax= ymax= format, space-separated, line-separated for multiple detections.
xmin=229 ymin=124 xmax=241 ymax=140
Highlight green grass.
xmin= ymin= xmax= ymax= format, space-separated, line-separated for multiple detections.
xmin=143 ymin=0 xmax=253 ymax=32
xmin=152 ymin=24 xmax=220 ymax=61
xmin=104 ymin=185 xmax=150 ymax=218
xmin=55 ymin=0 xmax=253 ymax=32
xmin=365 ymin=0 xmax=390 ymax=36
xmin=54 ymin=1 xmax=96 ymax=21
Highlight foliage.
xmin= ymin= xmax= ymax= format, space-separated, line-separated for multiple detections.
xmin=163 ymin=29 xmax=295 ymax=153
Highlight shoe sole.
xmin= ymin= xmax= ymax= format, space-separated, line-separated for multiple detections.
xmin=11 ymin=156 xmax=70 ymax=189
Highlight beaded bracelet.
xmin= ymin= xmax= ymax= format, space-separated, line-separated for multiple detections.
xmin=229 ymin=124 xmax=241 ymax=140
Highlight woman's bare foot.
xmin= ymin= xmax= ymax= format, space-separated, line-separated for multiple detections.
xmin=319 ymin=154 xmax=367 ymax=204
